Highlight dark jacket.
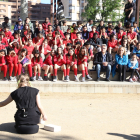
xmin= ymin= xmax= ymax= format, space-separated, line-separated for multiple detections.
xmin=34 ymin=28 xmax=45 ymax=38
xmin=94 ymin=51 xmax=113 ymax=66
xmin=82 ymin=31 xmax=89 ymax=40
xmin=96 ymin=24 xmax=105 ymax=32
xmin=89 ymin=38 xmax=102 ymax=48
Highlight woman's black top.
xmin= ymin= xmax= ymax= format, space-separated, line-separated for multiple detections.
xmin=11 ymin=86 xmax=41 ymax=126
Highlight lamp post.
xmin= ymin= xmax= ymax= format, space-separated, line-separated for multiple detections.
xmin=20 ymin=0 xmax=28 ymax=24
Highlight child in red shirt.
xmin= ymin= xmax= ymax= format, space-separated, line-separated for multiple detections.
xmin=39 ymin=39 xmax=51 ymax=61
xmin=89 ymin=26 xmax=99 ymax=39
xmin=117 ymin=28 xmax=126 ymax=45
xmin=42 ymin=49 xmax=55 ymax=81
xmin=0 ymin=31 xmax=8 ymax=47
xmin=63 ymin=33 xmax=72 ymax=48
xmin=31 ymin=50 xmax=43 ymax=81
xmin=23 ymin=38 xmax=34 ymax=59
xmin=52 ymin=31 xmax=63 ymax=50
xmin=75 ymin=41 xmax=81 ymax=56
xmin=74 ymin=32 xmax=84 ymax=46
xmin=45 ymin=25 xmax=53 ymax=36
xmin=46 ymin=33 xmax=53 ymax=47
xmin=18 ymin=48 xmax=34 ymax=81
xmin=6 ymin=49 xmax=18 ymax=81
xmin=4 ymin=26 xmax=12 ymax=43
xmin=77 ymin=46 xmax=92 ymax=82
xmin=66 ymin=48 xmax=78 ymax=82
xmin=53 ymin=47 xmax=66 ymax=82
xmin=71 ymin=27 xmax=78 ymax=44
xmin=33 ymin=33 xmax=44 ymax=50
xmin=0 ymin=49 xmax=7 ymax=81
xmin=108 ymin=34 xmax=118 ymax=54
xmin=63 ymin=43 xmax=72 ymax=55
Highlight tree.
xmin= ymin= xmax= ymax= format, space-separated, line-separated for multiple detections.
xmin=82 ymin=0 xmax=124 ymax=21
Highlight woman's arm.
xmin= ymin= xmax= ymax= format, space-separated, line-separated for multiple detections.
xmin=36 ymin=93 xmax=47 ymax=121
xmin=0 ymin=95 xmax=13 ymax=107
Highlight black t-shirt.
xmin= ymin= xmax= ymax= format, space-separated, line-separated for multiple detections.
xmin=11 ymin=86 xmax=39 ymax=110
xmin=124 ymin=2 xmax=136 ymax=18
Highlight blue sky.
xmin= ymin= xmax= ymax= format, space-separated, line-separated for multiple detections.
xmin=41 ymin=0 xmax=51 ymax=4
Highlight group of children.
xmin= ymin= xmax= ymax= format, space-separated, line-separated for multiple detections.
xmin=0 ymin=17 xmax=140 ymax=82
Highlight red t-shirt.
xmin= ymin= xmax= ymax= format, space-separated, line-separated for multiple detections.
xmin=24 ymin=45 xmax=34 ymax=55
xmin=71 ymin=32 xmax=77 ymax=40
xmin=47 ymin=39 xmax=53 ymax=46
xmin=39 ymin=45 xmax=51 ymax=55
xmin=77 ymin=56 xmax=87 ymax=65
xmin=66 ymin=55 xmax=77 ymax=65
xmin=1 ymin=37 xmax=8 ymax=47
xmin=117 ymin=32 xmax=126 ymax=45
xmin=52 ymin=38 xmax=63 ymax=47
xmin=45 ymin=31 xmax=53 ymax=36
xmin=63 ymin=39 xmax=72 ymax=46
xmin=127 ymin=31 xmax=137 ymax=40
xmin=43 ymin=55 xmax=53 ymax=66
xmin=89 ymin=31 xmax=99 ymax=39
xmin=0 ymin=44 xmax=6 ymax=50
xmin=4 ymin=31 xmax=12 ymax=39
xmin=52 ymin=30 xmax=65 ymax=39
xmin=108 ymin=40 xmax=118 ymax=48
xmin=22 ymin=36 xmax=28 ymax=44
xmin=33 ymin=37 xmax=44 ymax=46
xmin=31 ymin=57 xmax=43 ymax=67
xmin=74 ymin=39 xmax=84 ymax=46
xmin=10 ymin=36 xmax=20 ymax=44
xmin=53 ymin=55 xmax=66 ymax=66
xmin=42 ymin=22 xmax=51 ymax=31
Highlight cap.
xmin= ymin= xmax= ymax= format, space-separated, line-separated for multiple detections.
xmin=18 ymin=18 xmax=22 ymax=22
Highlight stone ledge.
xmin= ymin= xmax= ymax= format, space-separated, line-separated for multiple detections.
xmin=0 ymin=81 xmax=139 ymax=94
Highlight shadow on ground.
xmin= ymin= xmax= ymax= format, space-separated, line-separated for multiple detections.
xmin=0 ymin=122 xmax=79 ymax=140
xmin=107 ymin=133 xmax=140 ymax=140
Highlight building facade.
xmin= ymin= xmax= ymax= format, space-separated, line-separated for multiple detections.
xmin=61 ymin=0 xmax=87 ymax=21
xmin=0 ymin=0 xmax=51 ymax=25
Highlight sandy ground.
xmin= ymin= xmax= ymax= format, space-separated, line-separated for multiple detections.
xmin=0 ymin=93 xmax=140 ymax=140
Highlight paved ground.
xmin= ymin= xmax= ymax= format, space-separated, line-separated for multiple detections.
xmin=0 ymin=93 xmax=140 ymax=140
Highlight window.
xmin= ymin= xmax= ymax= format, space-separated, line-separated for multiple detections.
xmin=81 ymin=0 xmax=84 ymax=3
xmin=12 ymin=16 xmax=16 ymax=19
xmin=42 ymin=7 xmax=46 ymax=9
xmin=69 ymin=0 xmax=72 ymax=4
xmin=69 ymin=6 xmax=75 ymax=10
xmin=69 ymin=12 xmax=72 ymax=16
xmin=76 ymin=13 xmax=80 ymax=20
xmin=43 ymin=12 xmax=46 ymax=14
xmin=12 ymin=11 xmax=16 ymax=13
xmin=12 ymin=6 xmax=16 ymax=8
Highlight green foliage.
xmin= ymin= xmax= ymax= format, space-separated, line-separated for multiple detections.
xmin=82 ymin=0 xmax=125 ymax=21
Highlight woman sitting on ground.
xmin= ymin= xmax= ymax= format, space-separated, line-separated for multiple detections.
xmin=0 ymin=74 xmax=47 ymax=134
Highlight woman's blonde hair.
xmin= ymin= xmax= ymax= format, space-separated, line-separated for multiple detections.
xmin=18 ymin=74 xmax=31 ymax=88
xmin=117 ymin=47 xmax=126 ymax=55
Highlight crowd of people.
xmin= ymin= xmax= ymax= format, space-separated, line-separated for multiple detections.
xmin=0 ymin=15 xmax=140 ymax=83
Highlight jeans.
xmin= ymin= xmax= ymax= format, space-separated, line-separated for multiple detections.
xmin=124 ymin=16 xmax=135 ymax=26
xmin=96 ymin=64 xmax=111 ymax=79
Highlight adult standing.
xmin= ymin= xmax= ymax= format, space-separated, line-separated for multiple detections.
xmin=0 ymin=75 xmax=47 ymax=134
xmin=124 ymin=0 xmax=136 ymax=26
xmin=94 ymin=44 xmax=113 ymax=82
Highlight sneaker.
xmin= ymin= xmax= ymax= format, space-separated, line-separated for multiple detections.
xmin=129 ymin=78 xmax=133 ymax=83
xmin=81 ymin=77 xmax=85 ymax=82
xmin=106 ymin=78 xmax=110 ymax=82
xmin=75 ymin=75 xmax=79 ymax=82
xmin=86 ymin=74 xmax=92 ymax=80
xmin=33 ymin=76 xmax=36 ymax=81
xmin=64 ymin=76 xmax=67 ymax=81
xmin=97 ymin=78 xmax=100 ymax=82
xmin=44 ymin=76 xmax=48 ymax=81
xmin=3 ymin=77 xmax=8 ymax=81
xmin=9 ymin=76 xmax=13 ymax=81
xmin=12 ymin=76 xmax=17 ymax=82
xmin=38 ymin=76 xmax=43 ymax=81
xmin=30 ymin=77 xmax=35 ymax=81
xmin=66 ymin=76 xmax=70 ymax=82
xmin=51 ymin=76 xmax=53 ymax=81
xmin=53 ymin=76 xmax=57 ymax=82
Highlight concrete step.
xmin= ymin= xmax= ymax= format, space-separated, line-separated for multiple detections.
xmin=0 ymin=81 xmax=140 ymax=94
